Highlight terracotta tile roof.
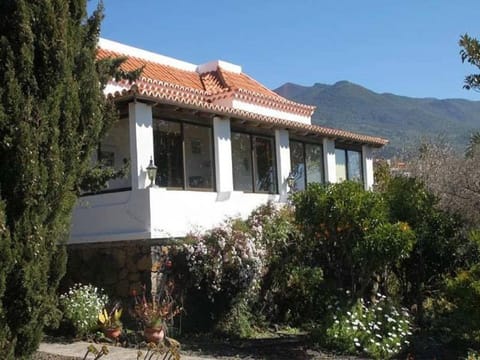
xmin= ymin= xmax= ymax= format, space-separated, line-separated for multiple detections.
xmin=97 ymin=48 xmax=315 ymax=117
xmin=108 ymin=83 xmax=388 ymax=147
xmin=200 ymin=71 xmax=225 ymax=93
xmin=98 ymin=45 xmax=387 ymax=147
xmin=98 ymin=49 xmax=205 ymax=90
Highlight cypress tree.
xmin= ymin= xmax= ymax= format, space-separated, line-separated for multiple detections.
xmin=0 ymin=1 xmax=137 ymax=358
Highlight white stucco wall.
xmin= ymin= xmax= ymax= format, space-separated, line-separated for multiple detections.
xmin=70 ymin=190 xmax=151 ymax=243
xmin=70 ymin=188 xmax=280 ymax=243
xmin=129 ymin=102 xmax=154 ymax=189
xmin=213 ymin=117 xmax=233 ymax=192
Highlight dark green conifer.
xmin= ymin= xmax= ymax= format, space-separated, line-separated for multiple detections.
xmin=0 ymin=1 xmax=137 ymax=358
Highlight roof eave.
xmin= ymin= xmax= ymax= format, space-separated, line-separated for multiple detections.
xmin=107 ymin=91 xmax=388 ymax=148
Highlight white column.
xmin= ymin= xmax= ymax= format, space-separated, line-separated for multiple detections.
xmin=213 ymin=116 xmax=233 ymax=193
xmin=362 ymin=145 xmax=374 ymax=190
xmin=323 ymin=138 xmax=337 ymax=184
xmin=129 ymin=102 xmax=154 ymax=190
xmin=275 ymin=129 xmax=291 ymax=198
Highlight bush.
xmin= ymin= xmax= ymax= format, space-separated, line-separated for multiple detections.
xmin=291 ymin=181 xmax=415 ymax=299
xmin=320 ymin=292 xmax=412 ymax=359
xmin=172 ymin=202 xmax=299 ymax=335
xmin=59 ymin=283 xmax=108 ymax=337
xmin=382 ymin=176 xmax=473 ymax=321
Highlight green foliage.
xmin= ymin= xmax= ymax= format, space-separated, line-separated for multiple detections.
xmin=459 ymin=34 xmax=480 ymax=91
xmin=381 ymin=176 xmax=470 ymax=323
xmin=436 ymin=263 xmax=480 ymax=344
xmin=59 ymin=284 xmax=108 ymax=337
xmin=79 ymin=159 xmax=130 ymax=194
xmin=0 ymin=201 xmax=13 ymax=358
xmin=319 ymin=293 xmax=412 ymax=359
xmin=0 ymin=1 xmax=138 ymax=357
xmin=292 ymin=181 xmax=413 ymax=298
xmin=215 ymin=297 xmax=256 ymax=338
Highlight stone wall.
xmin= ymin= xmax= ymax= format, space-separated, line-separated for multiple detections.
xmin=63 ymin=240 xmax=155 ymax=299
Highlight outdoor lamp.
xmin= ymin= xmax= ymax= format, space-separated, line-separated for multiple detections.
xmin=286 ymin=171 xmax=296 ymax=192
xmin=146 ymin=157 xmax=157 ymax=188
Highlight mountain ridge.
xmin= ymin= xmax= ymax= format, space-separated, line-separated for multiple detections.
xmin=274 ymin=81 xmax=480 ymax=156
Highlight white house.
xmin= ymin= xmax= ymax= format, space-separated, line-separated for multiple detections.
xmin=69 ymin=39 xmax=387 ymax=245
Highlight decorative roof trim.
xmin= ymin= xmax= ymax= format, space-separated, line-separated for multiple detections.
xmin=107 ymin=87 xmax=388 ymax=147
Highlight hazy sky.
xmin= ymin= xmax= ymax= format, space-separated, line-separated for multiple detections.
xmin=89 ymin=0 xmax=480 ymax=100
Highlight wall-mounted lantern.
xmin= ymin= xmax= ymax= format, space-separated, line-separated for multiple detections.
xmin=146 ymin=157 xmax=157 ymax=188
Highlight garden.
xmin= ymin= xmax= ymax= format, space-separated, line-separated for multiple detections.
xmin=47 ymin=165 xmax=480 ymax=359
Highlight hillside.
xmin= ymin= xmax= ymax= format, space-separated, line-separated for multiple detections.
xmin=275 ymin=81 xmax=480 ymax=156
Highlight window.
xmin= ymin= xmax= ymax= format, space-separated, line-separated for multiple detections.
xmin=335 ymin=148 xmax=363 ymax=182
xmin=290 ymin=141 xmax=306 ymax=191
xmin=290 ymin=141 xmax=324 ymax=190
xmin=232 ymin=133 xmax=253 ymax=191
xmin=153 ymin=119 xmax=214 ymax=190
xmin=231 ymin=132 xmax=277 ymax=193
xmin=306 ymin=143 xmax=324 ymax=184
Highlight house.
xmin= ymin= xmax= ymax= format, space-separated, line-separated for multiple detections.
xmin=65 ymin=39 xmax=387 ymax=297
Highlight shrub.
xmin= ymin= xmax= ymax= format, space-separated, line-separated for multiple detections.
xmin=321 ymin=292 xmax=412 ymax=359
xmin=184 ymin=218 xmax=265 ymax=301
xmin=291 ymin=181 xmax=414 ymax=299
xmin=382 ymin=176 xmax=472 ymax=322
xmin=59 ymin=283 xmax=108 ymax=337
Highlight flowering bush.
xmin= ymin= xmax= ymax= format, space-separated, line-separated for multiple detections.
xmin=184 ymin=218 xmax=265 ymax=300
xmin=59 ymin=283 xmax=109 ymax=337
xmin=323 ymin=292 xmax=412 ymax=359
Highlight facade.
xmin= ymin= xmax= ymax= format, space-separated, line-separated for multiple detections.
xmin=69 ymin=39 xmax=387 ymax=245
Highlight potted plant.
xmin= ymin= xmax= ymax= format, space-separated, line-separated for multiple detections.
xmin=98 ymin=303 xmax=123 ymax=340
xmin=132 ymin=286 xmax=181 ymax=344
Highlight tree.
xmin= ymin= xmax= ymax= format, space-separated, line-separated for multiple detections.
xmin=409 ymin=140 xmax=480 ymax=227
xmin=0 ymin=1 xmax=138 ymax=358
xmin=459 ymin=34 xmax=480 ymax=91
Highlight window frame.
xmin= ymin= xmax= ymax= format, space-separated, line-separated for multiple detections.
xmin=153 ymin=118 xmax=216 ymax=192
xmin=334 ymin=145 xmax=364 ymax=183
xmin=289 ymin=139 xmax=325 ymax=189
xmin=231 ymin=130 xmax=278 ymax=194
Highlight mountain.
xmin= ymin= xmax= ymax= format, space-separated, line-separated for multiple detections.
xmin=274 ymin=81 xmax=480 ymax=156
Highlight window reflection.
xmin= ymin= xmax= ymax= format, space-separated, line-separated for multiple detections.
xmin=335 ymin=148 xmax=363 ymax=183
xmin=153 ymin=119 xmax=214 ymax=190
xmin=231 ymin=132 xmax=277 ymax=193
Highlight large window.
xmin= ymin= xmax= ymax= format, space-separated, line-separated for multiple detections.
xmin=153 ymin=119 xmax=214 ymax=190
xmin=335 ymin=148 xmax=363 ymax=183
xmin=231 ymin=132 xmax=277 ymax=193
xmin=290 ymin=141 xmax=324 ymax=190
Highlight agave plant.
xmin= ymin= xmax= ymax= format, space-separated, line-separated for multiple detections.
xmin=98 ymin=303 xmax=123 ymax=330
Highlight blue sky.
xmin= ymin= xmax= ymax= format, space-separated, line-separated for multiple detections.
xmin=89 ymin=0 xmax=480 ymax=100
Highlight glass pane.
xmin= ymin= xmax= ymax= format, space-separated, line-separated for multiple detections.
xmin=347 ymin=150 xmax=362 ymax=182
xmin=289 ymin=141 xmax=305 ymax=191
xmin=184 ymin=124 xmax=214 ymax=190
xmin=306 ymin=143 xmax=324 ymax=185
xmin=254 ymin=136 xmax=277 ymax=193
xmin=154 ymin=120 xmax=183 ymax=187
xmin=232 ymin=132 xmax=253 ymax=192
xmin=335 ymin=148 xmax=347 ymax=182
